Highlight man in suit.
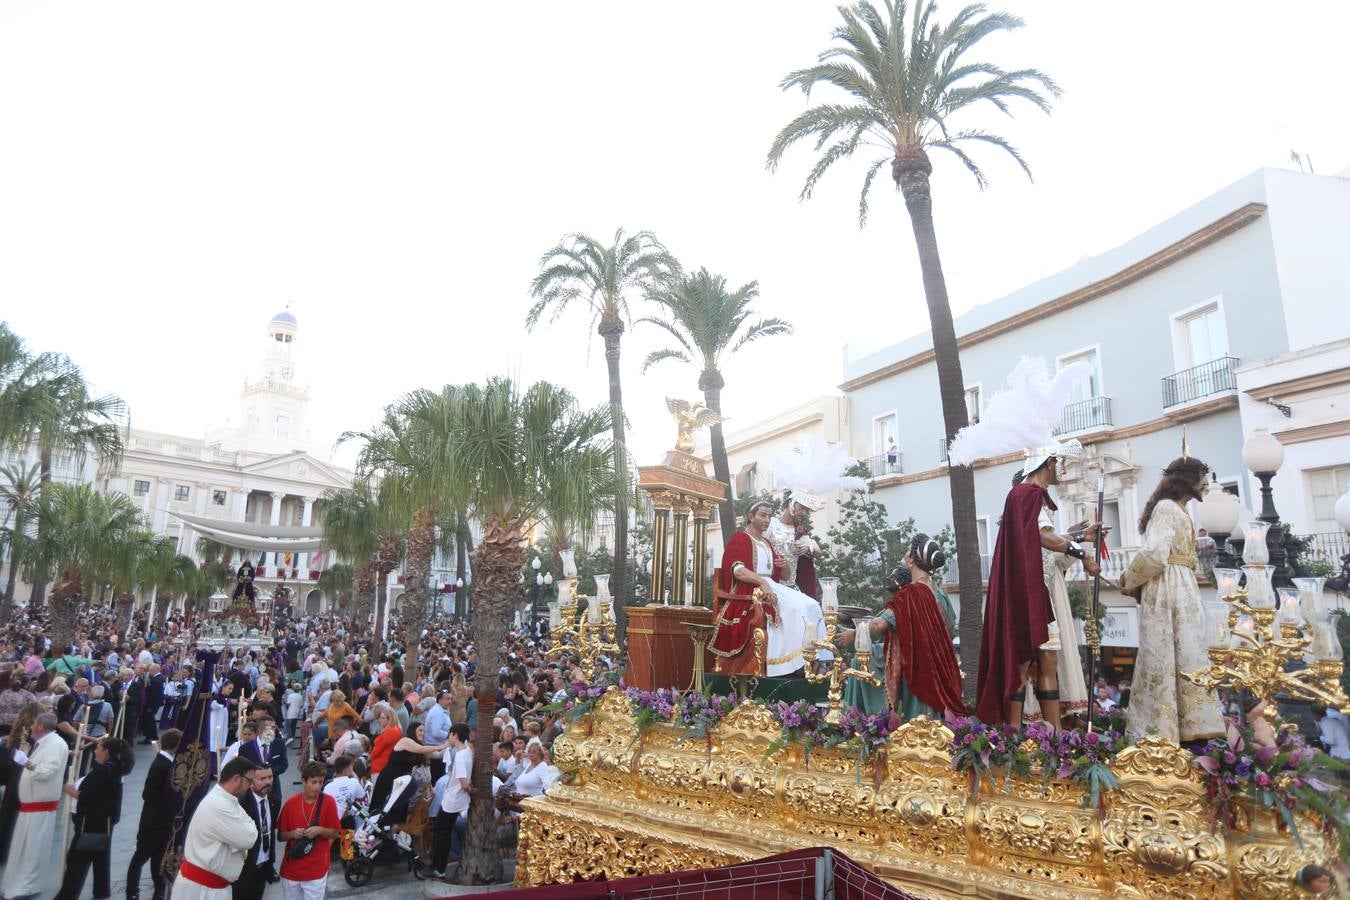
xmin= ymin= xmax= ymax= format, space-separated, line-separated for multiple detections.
xmin=141 ymin=663 xmax=166 ymax=745
xmin=126 ymin=727 xmax=180 ymax=900
xmin=238 ymin=714 xmax=287 ymax=810
xmin=121 ymin=665 xmax=145 ymax=741
xmin=232 ymin=763 xmax=278 ymax=900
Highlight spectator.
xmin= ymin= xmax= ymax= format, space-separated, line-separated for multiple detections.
xmin=171 ymin=756 xmax=259 ymax=897
xmin=277 ymin=761 xmax=341 ymax=899
xmin=323 ymin=755 xmax=364 ymax=823
xmin=53 ymin=736 xmax=135 ymax=900
xmin=429 ymin=723 xmax=473 ymax=878
xmin=127 ymin=727 xmax=181 ymax=900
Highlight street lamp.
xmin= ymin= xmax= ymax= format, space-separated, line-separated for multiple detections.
xmin=1241 ymin=428 xmax=1289 ymax=587
xmin=532 ymin=557 xmax=542 ymax=571
xmin=1195 ymin=474 xmax=1243 ymax=569
xmin=543 ymin=572 xmax=554 ymax=585
xmin=1328 ymin=488 xmax=1350 ymax=594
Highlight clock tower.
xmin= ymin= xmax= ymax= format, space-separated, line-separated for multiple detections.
xmin=233 ymin=308 xmax=312 ymax=450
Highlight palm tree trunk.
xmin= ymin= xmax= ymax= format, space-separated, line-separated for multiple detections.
xmin=895 ymin=149 xmax=983 ymax=701
xmin=598 ymin=315 xmax=629 ymax=643
xmin=1 ymin=509 xmax=24 ymax=621
xmin=49 ymin=570 xmax=81 ymax=654
xmin=373 ymin=533 xmax=399 ymax=647
xmin=700 ymin=377 xmax=737 ymax=541
xmin=30 ymin=446 xmax=52 ymax=607
xmin=403 ymin=508 xmax=435 ymax=660
xmin=114 ymin=591 xmax=135 ymax=633
xmin=455 ymin=510 xmax=471 ymax=617
xmin=354 ymin=563 xmax=376 ymax=627
xmin=458 ymin=515 xmax=521 ymax=885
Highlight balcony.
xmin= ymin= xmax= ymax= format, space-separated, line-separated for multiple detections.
xmin=863 ymin=452 xmax=903 ymax=479
xmin=938 ymin=438 xmax=949 ymax=464
xmin=1054 ymin=396 xmax=1114 ymax=435
xmin=1161 ymin=356 xmax=1239 ymax=408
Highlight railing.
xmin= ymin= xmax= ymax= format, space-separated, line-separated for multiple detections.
xmin=1295 ymin=531 xmax=1349 ymax=573
xmin=946 ymin=547 xmax=1137 ymax=586
xmin=1054 ymin=396 xmax=1113 ymax=435
xmin=864 ymin=452 xmax=903 ymax=478
xmin=1161 ymin=356 xmax=1239 ymax=407
xmin=938 ymin=438 xmax=949 ymax=464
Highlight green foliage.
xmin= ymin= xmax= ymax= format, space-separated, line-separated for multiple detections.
xmin=732 ymin=488 xmax=779 ymax=522
xmin=817 ymin=463 xmax=954 ymax=607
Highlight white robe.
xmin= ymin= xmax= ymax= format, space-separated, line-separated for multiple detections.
xmin=169 ymin=785 xmax=259 ymax=900
xmin=208 ymin=697 xmax=230 ymax=752
xmin=1 ymin=731 xmax=67 ymax=899
xmin=751 ymin=531 xmax=827 ymax=676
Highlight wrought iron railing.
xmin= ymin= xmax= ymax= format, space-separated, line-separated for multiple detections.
xmin=939 ymin=438 xmax=949 ymax=464
xmin=864 ymin=452 xmax=902 ymax=478
xmin=1161 ymin=356 xmax=1239 ymax=407
xmin=1054 ymin=396 xmax=1114 ymax=435
xmin=1294 ymin=531 xmax=1349 ymax=574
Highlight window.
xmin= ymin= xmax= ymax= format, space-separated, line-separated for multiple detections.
xmin=174 ymin=484 xmax=190 ymax=502
xmin=1177 ymin=303 xmax=1228 ymax=368
xmin=275 ymin=333 xmax=284 ymax=342
xmin=873 ymin=412 xmax=898 ymax=459
xmin=964 ymin=387 xmax=981 ymax=424
xmin=736 ymin=462 xmax=758 ymax=498
xmin=275 ymin=414 xmax=291 ymax=438
xmin=133 ymin=480 xmax=150 ymax=497
xmin=1309 ymin=466 xmax=1350 ymax=532
xmin=212 ymin=490 xmax=227 ymax=506
xmin=1059 ymin=349 xmax=1101 ymax=404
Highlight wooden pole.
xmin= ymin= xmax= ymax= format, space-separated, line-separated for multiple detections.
xmin=58 ymin=702 xmax=93 ymax=881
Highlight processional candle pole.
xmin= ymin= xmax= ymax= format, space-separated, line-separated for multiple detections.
xmin=801 ymin=577 xmax=880 ymax=725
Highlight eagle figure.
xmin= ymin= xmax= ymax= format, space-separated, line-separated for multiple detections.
xmin=666 ymin=398 xmax=725 ymax=453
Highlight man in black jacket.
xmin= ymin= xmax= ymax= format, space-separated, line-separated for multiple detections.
xmin=238 ymin=714 xmax=287 ymax=810
xmin=126 ymin=727 xmax=180 ymax=900
xmin=233 ymin=763 xmax=278 ymax=900
xmin=140 ymin=663 xmax=166 ymax=745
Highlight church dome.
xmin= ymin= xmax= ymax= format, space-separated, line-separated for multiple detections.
xmin=271 ymin=309 xmax=297 ymax=326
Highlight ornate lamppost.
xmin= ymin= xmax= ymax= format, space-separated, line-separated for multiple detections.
xmin=1327 ymin=488 xmax=1350 ymax=595
xmin=1195 ymin=475 xmax=1244 ymax=570
xmin=1240 ymin=428 xmax=1290 ymax=588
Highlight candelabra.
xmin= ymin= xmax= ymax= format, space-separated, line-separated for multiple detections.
xmin=802 ymin=608 xmax=881 ymax=726
xmin=1182 ymin=571 xmax=1349 ymax=716
xmin=544 ymin=576 xmax=620 ymax=683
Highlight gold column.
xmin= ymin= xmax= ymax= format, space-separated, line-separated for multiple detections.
xmin=691 ymin=500 xmax=711 ymax=607
xmin=670 ymin=498 xmax=691 ymax=605
xmin=650 ymin=493 xmax=673 ymax=603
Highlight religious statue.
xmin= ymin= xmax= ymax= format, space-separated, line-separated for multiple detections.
xmin=231 ymin=558 xmax=258 ymax=606
xmin=666 ymin=397 xmax=724 ymax=454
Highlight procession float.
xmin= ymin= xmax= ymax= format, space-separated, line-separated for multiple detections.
xmin=516 ymin=401 xmax=1350 ymax=900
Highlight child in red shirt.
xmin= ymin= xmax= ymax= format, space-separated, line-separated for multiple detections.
xmin=278 ymin=761 xmax=342 ymax=892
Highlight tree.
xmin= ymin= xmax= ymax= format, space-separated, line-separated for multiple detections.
xmin=28 ymin=484 xmax=141 ymax=652
xmin=767 ymin=0 xmax=1058 ymax=689
xmin=640 ymin=269 xmax=793 ymax=540
xmin=321 ymin=481 xmax=401 ymax=638
xmin=195 ymin=538 xmax=240 ymax=618
xmin=0 ymin=462 xmax=41 ymax=621
xmin=317 ymin=563 xmax=354 ymax=614
xmin=528 ymin=229 xmax=678 ymax=638
xmin=413 ymin=378 xmax=614 ymax=884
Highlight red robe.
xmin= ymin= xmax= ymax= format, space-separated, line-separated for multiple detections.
xmin=792 ymin=521 xmax=821 ymax=600
xmin=975 ymin=482 xmax=1055 ymax=724
xmin=885 ymin=583 xmax=966 ymax=717
xmin=710 ymin=530 xmax=784 ymax=675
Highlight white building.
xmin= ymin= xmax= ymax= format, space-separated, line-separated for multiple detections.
xmin=839 ymin=166 xmax=1350 ymax=651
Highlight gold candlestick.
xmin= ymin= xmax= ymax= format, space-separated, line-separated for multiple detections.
xmin=801 ymin=610 xmax=881 ymax=726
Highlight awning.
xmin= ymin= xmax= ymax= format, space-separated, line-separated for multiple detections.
xmin=172 ymin=511 xmax=325 ymax=539
xmin=172 ymin=513 xmax=326 ymax=552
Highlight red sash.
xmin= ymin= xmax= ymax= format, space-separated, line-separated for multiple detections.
xmin=178 ymin=859 xmax=230 ymax=889
xmin=18 ymin=800 xmax=58 ymax=812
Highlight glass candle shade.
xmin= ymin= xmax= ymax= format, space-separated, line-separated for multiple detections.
xmin=1204 ymin=601 xmax=1231 ymax=649
xmin=820 ymin=577 xmax=840 ymax=613
xmin=1242 ymin=565 xmax=1276 ymax=609
xmin=548 ymin=602 xmax=561 ymax=630
xmin=1276 ymin=588 xmax=1303 ymax=628
xmin=1241 ymin=521 xmax=1271 ymax=564
xmin=559 ymin=549 xmax=577 ymax=578
xmin=1310 ymin=622 xmax=1341 ymax=661
xmin=1293 ymin=577 xmax=1328 ymax=626
xmin=587 ymin=598 xmax=602 ymax=624
xmin=1213 ymin=567 xmax=1242 ymax=598
xmin=1231 ymin=615 xmax=1257 ymax=648
xmin=556 ymin=581 xmax=573 ymax=608
xmin=855 ymin=617 xmax=873 ymax=654
xmin=593 ymin=574 xmax=610 ymax=601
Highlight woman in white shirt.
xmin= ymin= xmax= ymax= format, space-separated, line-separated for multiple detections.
xmin=512 ymin=743 xmax=555 ymax=798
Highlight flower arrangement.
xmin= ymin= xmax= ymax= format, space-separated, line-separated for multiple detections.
xmin=946 ymin=713 xmax=1024 ymax=795
xmin=540 ymin=674 xmax=615 ymax=723
xmin=1024 ymin=721 xmax=1127 ymax=809
xmin=623 ymin=686 xmax=679 ymax=731
xmin=762 ymin=700 xmax=893 ymax=774
xmin=675 ymin=691 xmax=742 ymax=742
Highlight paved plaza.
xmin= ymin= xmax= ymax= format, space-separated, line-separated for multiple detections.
xmin=5 ymin=739 xmax=508 ymax=900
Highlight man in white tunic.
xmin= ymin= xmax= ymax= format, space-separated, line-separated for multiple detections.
xmin=1 ymin=712 xmax=66 ymax=900
xmin=169 ymin=757 xmax=260 ymax=900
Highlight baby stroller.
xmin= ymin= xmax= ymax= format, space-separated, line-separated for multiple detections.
xmin=343 ymin=774 xmax=431 ymax=886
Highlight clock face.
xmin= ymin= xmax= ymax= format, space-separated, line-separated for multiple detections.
xmin=281 ymin=366 xmax=294 ymax=380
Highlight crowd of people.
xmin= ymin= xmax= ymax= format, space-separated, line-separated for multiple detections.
xmin=0 ymin=604 xmax=574 ymax=899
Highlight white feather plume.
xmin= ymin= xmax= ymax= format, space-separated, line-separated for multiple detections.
xmin=946 ymin=357 xmax=1091 ymax=467
xmin=770 ymin=437 xmax=868 ymax=497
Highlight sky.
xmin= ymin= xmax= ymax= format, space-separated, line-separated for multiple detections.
xmin=2 ymin=1 xmax=1348 ymax=471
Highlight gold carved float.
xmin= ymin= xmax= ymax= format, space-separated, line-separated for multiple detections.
xmin=517 ymin=688 xmax=1334 ymax=899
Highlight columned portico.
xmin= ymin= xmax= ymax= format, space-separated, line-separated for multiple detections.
xmin=299 ymin=496 xmax=316 ymax=575
xmin=269 ymin=491 xmax=285 ymax=570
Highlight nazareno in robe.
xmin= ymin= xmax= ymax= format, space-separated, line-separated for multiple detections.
xmin=710 ymin=530 xmax=785 ymax=675
xmin=884 ymin=583 xmax=967 ymax=718
xmin=975 ymin=482 xmax=1057 ymax=724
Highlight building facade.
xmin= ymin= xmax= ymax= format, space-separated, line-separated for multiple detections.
xmin=840 ymin=167 xmax=1350 ymax=648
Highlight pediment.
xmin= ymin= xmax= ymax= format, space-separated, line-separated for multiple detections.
xmin=239 ymin=452 xmax=350 ymax=488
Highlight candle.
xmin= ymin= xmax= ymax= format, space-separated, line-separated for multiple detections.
xmin=557 ymin=581 xmax=572 ymax=608
xmin=593 ymin=574 xmax=610 ymax=601
xmin=1294 ymin=577 xmax=1328 ymax=626
xmin=559 ymin=549 xmax=577 ymax=578
xmin=855 ymin=617 xmax=873 ymax=654
xmin=587 ymin=598 xmax=601 ymax=624
xmin=1242 ymin=565 xmax=1275 ymax=609
xmin=1213 ymin=568 xmax=1242 ymax=598
xmin=820 ymin=577 xmax=840 ymax=613
xmin=1310 ymin=622 xmax=1339 ymax=661
xmin=1241 ymin=521 xmax=1271 ymax=565
xmin=1204 ymin=601 xmax=1230 ymax=649
xmin=548 ymin=602 xmax=561 ymax=630
xmin=1232 ymin=616 xmax=1256 ymax=647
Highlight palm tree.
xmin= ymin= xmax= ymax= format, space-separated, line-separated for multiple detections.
xmin=0 ymin=462 xmax=41 ymax=620
xmin=528 ymin=229 xmax=678 ymax=635
xmin=766 ymin=0 xmax=1058 ymax=689
xmin=423 ymin=378 xmax=614 ymax=884
xmin=28 ymin=484 xmax=141 ymax=652
xmin=641 ymin=268 xmax=793 ymax=538
xmin=322 ymin=481 xmax=400 ymax=639
xmin=195 ymin=538 xmax=240 ymax=618
xmin=154 ymin=552 xmax=200 ymax=628
xmin=317 ymin=563 xmax=354 ymax=614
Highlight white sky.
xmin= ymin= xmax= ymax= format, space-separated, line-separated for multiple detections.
xmin=3 ymin=1 xmax=1347 ymax=471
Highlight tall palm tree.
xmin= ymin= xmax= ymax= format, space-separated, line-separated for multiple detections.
xmin=195 ymin=537 xmax=240 ymax=618
xmin=0 ymin=462 xmax=41 ymax=620
xmin=766 ymin=0 xmax=1058 ymax=689
xmin=322 ymin=481 xmax=400 ymax=639
xmin=528 ymin=229 xmax=678 ymax=636
xmin=317 ymin=563 xmax=354 ymax=614
xmin=28 ymin=484 xmax=141 ymax=652
xmin=425 ymin=378 xmax=614 ymax=884
xmin=154 ymin=552 xmax=200 ymax=627
xmin=641 ymin=268 xmax=793 ymax=538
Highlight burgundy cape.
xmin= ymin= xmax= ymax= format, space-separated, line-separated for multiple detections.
xmin=884 ymin=583 xmax=966 ymax=716
xmin=710 ymin=530 xmax=784 ymax=675
xmin=792 ymin=521 xmax=822 ymax=600
xmin=975 ymin=482 xmax=1055 ymax=724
